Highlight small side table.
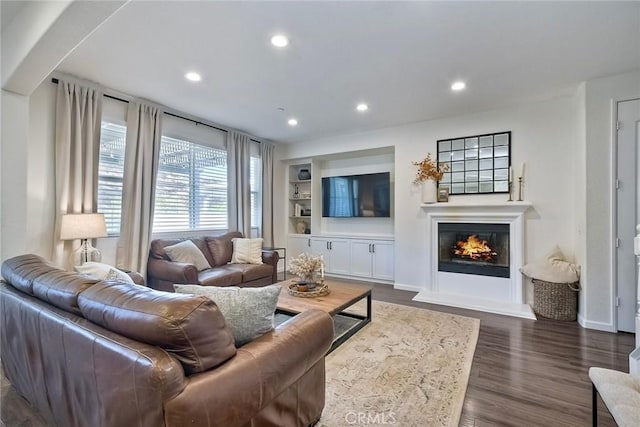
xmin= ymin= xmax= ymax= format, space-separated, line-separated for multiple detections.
xmin=263 ymin=247 xmax=286 ymax=281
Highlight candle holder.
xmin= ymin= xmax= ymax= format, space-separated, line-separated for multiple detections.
xmin=507 ymin=181 xmax=513 ymax=201
xmin=518 ymin=177 xmax=524 ymax=201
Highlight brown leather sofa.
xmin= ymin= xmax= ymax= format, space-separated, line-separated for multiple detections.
xmin=1 ymin=254 xmax=333 ymax=427
xmin=148 ymin=231 xmax=279 ymax=292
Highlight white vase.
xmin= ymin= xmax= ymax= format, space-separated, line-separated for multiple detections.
xmin=421 ymin=180 xmax=437 ymax=204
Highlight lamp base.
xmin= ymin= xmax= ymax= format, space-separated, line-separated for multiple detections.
xmin=72 ymin=239 xmax=102 ymax=267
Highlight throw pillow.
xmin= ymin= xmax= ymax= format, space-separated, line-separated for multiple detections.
xmin=230 ymin=238 xmax=263 ymax=264
xmin=173 ymin=284 xmax=280 ymax=346
xmin=74 ymin=262 xmax=135 ymax=284
xmin=519 ymin=245 xmax=580 ymax=283
xmin=164 ymin=240 xmax=212 ymax=271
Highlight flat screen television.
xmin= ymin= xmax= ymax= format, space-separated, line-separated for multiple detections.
xmin=322 ymin=172 xmax=391 ymax=218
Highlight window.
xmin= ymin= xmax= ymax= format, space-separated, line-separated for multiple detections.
xmin=97 ymin=122 xmax=126 ymax=235
xmin=250 ymin=155 xmax=262 ymax=237
xmin=153 ymin=136 xmax=228 ymax=232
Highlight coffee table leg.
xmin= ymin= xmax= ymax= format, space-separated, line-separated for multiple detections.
xmin=328 ymin=292 xmax=372 ymax=353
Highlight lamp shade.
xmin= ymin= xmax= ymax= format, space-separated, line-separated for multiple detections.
xmin=60 ymin=213 xmax=107 ymax=240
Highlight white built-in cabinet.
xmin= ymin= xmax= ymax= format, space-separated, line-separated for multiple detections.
xmin=286 ymin=235 xmax=394 ymax=282
xmin=288 ymin=235 xmax=312 ymax=261
xmin=310 ymin=238 xmax=351 ymax=275
xmin=350 ymin=240 xmax=395 ymax=280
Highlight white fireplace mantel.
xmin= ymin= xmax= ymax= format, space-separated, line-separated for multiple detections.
xmin=414 ymin=201 xmax=536 ymax=319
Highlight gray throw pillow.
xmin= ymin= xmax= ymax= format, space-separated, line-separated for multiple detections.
xmin=173 ymin=284 xmax=281 ymax=346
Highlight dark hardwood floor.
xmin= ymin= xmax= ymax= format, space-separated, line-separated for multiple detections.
xmin=370 ymin=282 xmax=633 ymax=427
xmin=1 ymin=282 xmax=634 ymax=426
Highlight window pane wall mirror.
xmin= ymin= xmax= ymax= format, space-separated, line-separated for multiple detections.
xmin=437 ymin=131 xmax=511 ymax=195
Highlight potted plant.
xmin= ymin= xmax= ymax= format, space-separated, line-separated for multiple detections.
xmin=413 ymin=153 xmax=449 ymax=204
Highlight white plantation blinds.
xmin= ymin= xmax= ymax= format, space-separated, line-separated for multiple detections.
xmin=153 ymin=136 xmax=228 ymax=232
xmin=97 ymin=122 xmax=126 ymax=235
xmin=250 ymin=155 xmax=262 ymax=236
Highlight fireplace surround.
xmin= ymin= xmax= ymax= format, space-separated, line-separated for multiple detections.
xmin=414 ymin=201 xmax=535 ymax=319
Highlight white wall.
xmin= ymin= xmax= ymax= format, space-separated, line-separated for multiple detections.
xmin=572 ymin=83 xmax=587 ymax=319
xmin=26 ymin=81 xmax=56 ymax=257
xmin=582 ymin=71 xmax=640 ymax=331
xmin=282 ymin=95 xmax=578 ymax=295
xmin=1 ymin=90 xmax=29 ymax=260
xmin=1 ymin=82 xmax=57 ymax=262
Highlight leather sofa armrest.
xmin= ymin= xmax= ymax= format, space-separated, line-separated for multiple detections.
xmin=163 ymin=309 xmax=334 ymax=427
xmin=261 ymin=250 xmax=280 ymax=283
xmin=126 ymin=271 xmax=145 ymax=286
xmin=147 ymin=258 xmax=199 ymax=285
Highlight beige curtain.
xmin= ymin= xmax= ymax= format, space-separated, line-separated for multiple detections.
xmin=227 ymin=131 xmax=251 ymax=237
xmin=261 ymin=142 xmax=274 ymax=246
xmin=116 ymin=102 xmax=163 ymax=275
xmin=53 ymin=80 xmax=103 ymax=268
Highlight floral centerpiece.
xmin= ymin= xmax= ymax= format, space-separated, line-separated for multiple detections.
xmin=412 ymin=153 xmax=448 ymax=183
xmin=289 ymin=253 xmax=325 ymax=288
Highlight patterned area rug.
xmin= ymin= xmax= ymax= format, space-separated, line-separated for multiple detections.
xmin=319 ymin=301 xmax=480 ymax=427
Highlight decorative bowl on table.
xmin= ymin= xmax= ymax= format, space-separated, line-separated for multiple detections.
xmin=288 ymin=280 xmax=330 ymax=298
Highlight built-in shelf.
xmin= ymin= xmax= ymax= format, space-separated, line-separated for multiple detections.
xmin=290 ymin=216 xmax=312 ymax=219
xmin=290 ymin=179 xmax=312 ymax=183
xmin=289 ymin=198 xmax=311 ymax=201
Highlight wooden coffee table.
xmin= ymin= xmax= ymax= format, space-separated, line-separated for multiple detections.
xmin=276 ymin=278 xmax=372 ymax=353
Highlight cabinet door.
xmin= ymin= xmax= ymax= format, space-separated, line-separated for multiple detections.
xmin=328 ymin=239 xmax=351 ymax=275
xmin=288 ymin=236 xmax=312 ymax=261
xmin=350 ymin=240 xmax=373 ymax=277
xmin=310 ymin=238 xmax=331 ymax=260
xmin=371 ymin=241 xmax=394 ymax=280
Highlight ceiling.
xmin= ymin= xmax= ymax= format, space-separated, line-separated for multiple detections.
xmin=52 ymin=1 xmax=640 ymax=143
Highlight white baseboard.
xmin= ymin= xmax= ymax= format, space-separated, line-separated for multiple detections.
xmin=577 ymin=312 xmax=616 ymax=332
xmin=393 ymin=283 xmax=422 ymax=293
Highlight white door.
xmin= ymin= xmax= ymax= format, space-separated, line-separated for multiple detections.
xmin=350 ymin=241 xmax=373 ymax=277
xmin=328 ymin=239 xmax=351 ymax=275
xmin=310 ymin=238 xmax=331 ymax=268
xmin=616 ymin=98 xmax=640 ymax=332
xmin=371 ymin=240 xmax=395 ymax=280
xmin=287 ymin=236 xmax=311 ymax=261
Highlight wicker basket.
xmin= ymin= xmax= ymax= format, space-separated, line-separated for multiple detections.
xmin=532 ymin=279 xmax=580 ymax=321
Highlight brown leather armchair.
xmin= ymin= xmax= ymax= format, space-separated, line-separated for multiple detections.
xmin=147 ymin=231 xmax=280 ymax=292
xmin=1 ymin=254 xmax=333 ymax=427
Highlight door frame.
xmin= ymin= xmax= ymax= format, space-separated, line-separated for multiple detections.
xmin=611 ymin=97 xmax=640 ymax=332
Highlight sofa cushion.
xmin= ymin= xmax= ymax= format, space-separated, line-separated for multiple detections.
xmin=225 ymin=263 xmax=274 ymax=282
xmin=231 ymin=238 xmax=263 ymax=264
xmin=174 ymin=284 xmax=281 ymax=346
xmin=32 ymin=270 xmax=100 ymax=314
xmin=74 ymin=262 xmax=135 ymax=284
xmin=206 ymin=232 xmax=243 ymax=266
xmin=164 ymin=240 xmax=212 ymax=271
xmin=150 ymin=238 xmax=216 ymax=268
xmin=78 ymin=281 xmax=236 ymax=374
xmin=1 ymin=254 xmax=60 ymax=295
xmin=198 ymin=266 xmax=243 ymax=287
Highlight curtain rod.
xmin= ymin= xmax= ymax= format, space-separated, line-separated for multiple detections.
xmin=50 ymin=77 xmax=261 ymax=143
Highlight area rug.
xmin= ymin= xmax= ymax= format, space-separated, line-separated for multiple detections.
xmin=319 ymin=301 xmax=480 ymax=427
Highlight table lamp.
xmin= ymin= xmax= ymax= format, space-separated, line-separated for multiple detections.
xmin=60 ymin=213 xmax=107 ymax=266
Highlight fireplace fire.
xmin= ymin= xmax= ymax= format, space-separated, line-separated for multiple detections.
xmin=453 ymin=234 xmax=497 ymax=262
xmin=438 ymin=223 xmax=510 ymax=278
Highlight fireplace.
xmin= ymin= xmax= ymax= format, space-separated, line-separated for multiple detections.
xmin=438 ymin=222 xmax=510 ymax=278
xmin=414 ymin=202 xmax=534 ymax=319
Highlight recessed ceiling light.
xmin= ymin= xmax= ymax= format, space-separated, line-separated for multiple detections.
xmin=288 ymin=118 xmax=298 ymax=126
xmin=356 ymin=103 xmax=369 ymax=112
xmin=271 ymin=34 xmax=289 ymax=47
xmin=185 ymin=72 xmax=201 ymax=82
xmin=451 ymin=81 xmax=466 ymax=91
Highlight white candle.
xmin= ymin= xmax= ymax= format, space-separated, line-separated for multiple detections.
xmin=509 ymin=166 xmax=513 ymax=182
xmin=320 ymin=255 xmax=325 ymax=279
xmin=519 ymin=162 xmax=525 ymax=179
